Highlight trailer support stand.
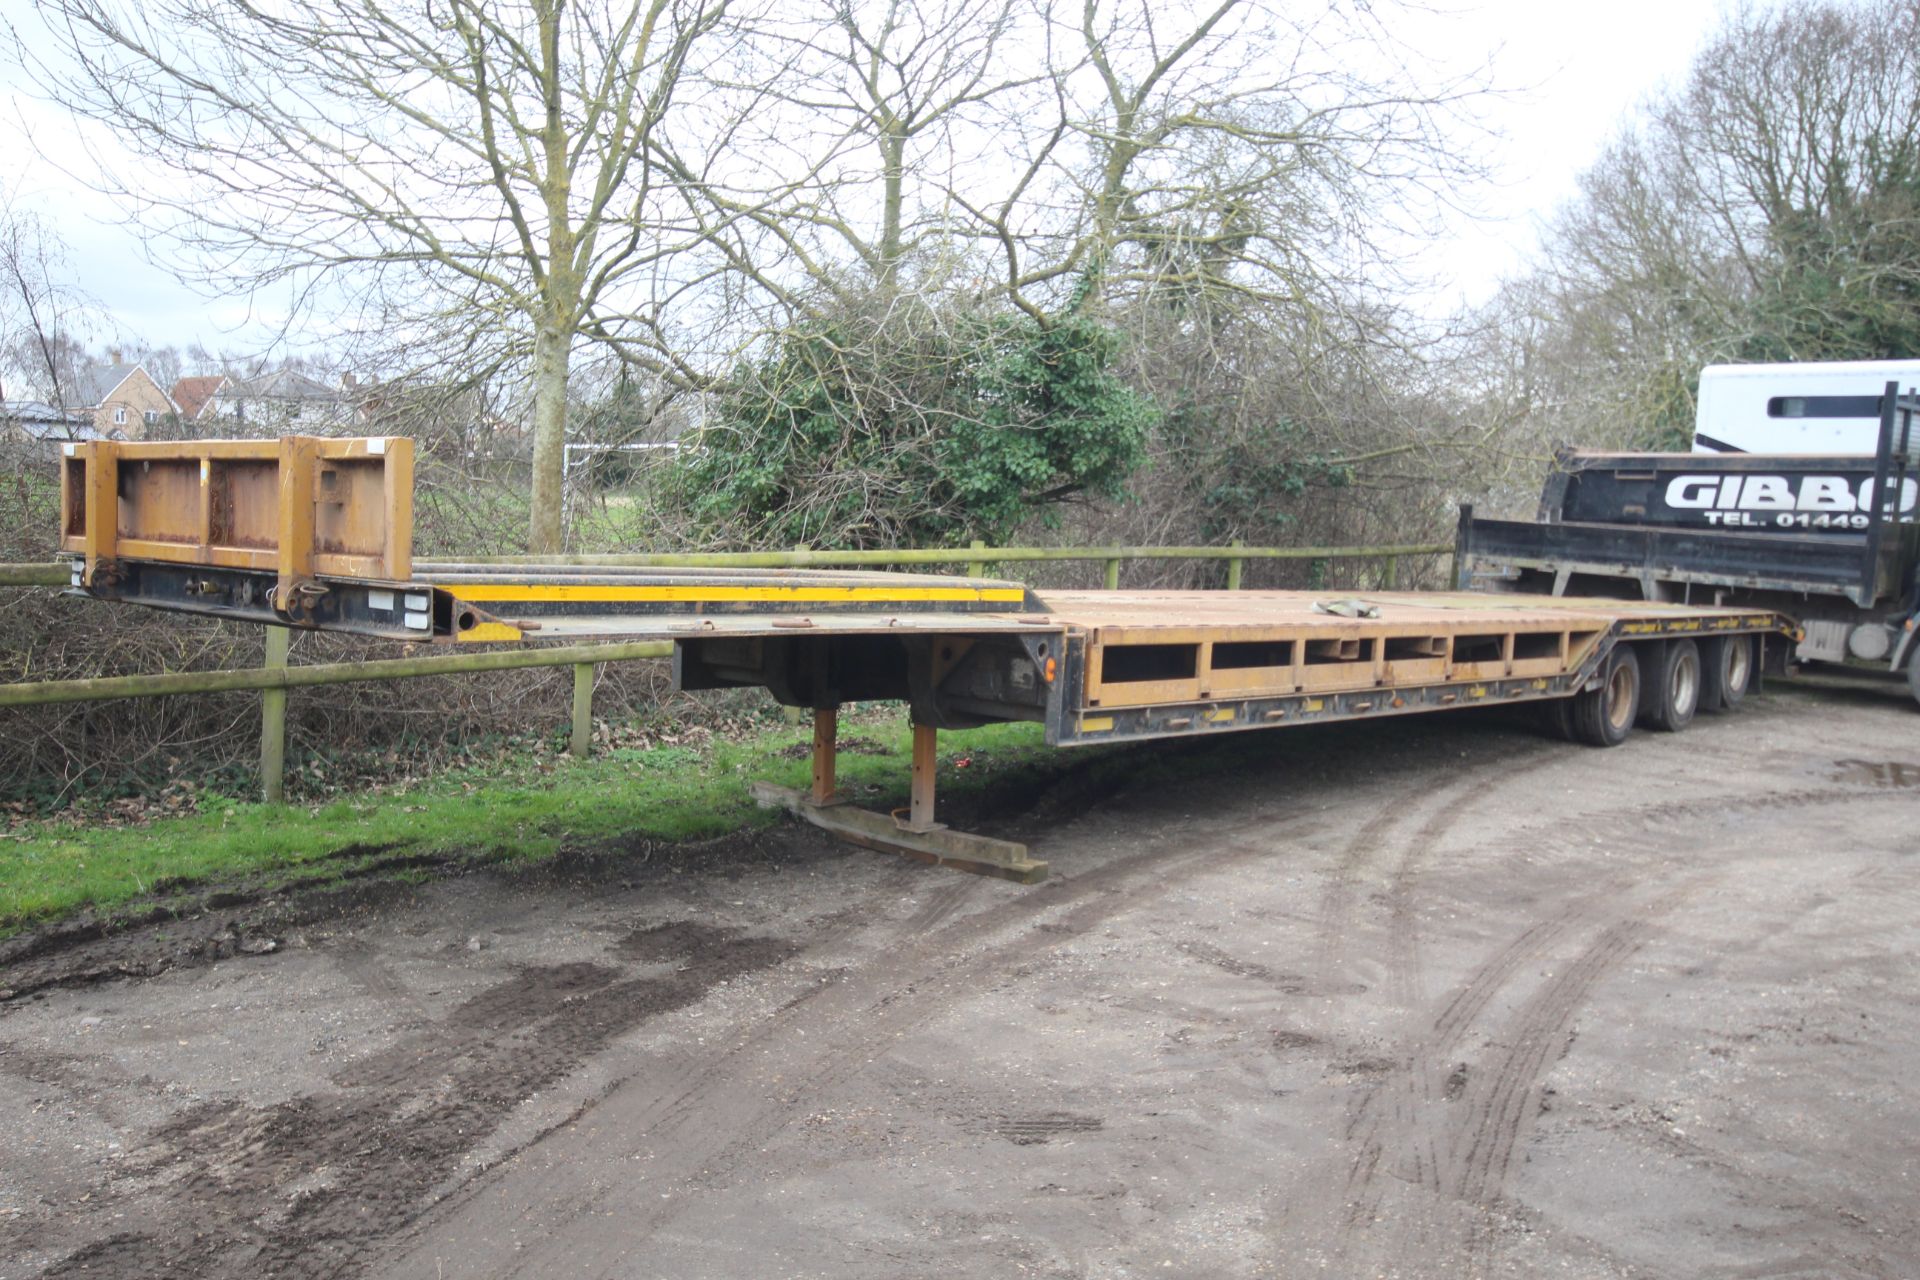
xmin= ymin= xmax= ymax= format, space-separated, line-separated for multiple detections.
xmin=811 ymin=705 xmax=839 ymax=804
xmin=908 ymin=720 xmax=938 ymax=832
xmin=750 ymin=714 xmax=1048 ymax=884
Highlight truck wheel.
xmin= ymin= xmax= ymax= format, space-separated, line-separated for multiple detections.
xmin=1572 ymin=645 xmax=1640 ymax=747
xmin=1643 ymin=638 xmax=1700 ymax=732
xmin=1702 ymin=635 xmax=1754 ymax=712
xmin=1539 ymin=696 xmax=1577 ymax=741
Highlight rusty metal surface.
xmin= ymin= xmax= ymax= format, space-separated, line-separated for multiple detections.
xmin=63 ymin=436 xmax=414 ymax=624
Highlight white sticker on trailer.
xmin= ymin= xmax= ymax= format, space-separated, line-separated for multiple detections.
xmin=367 ymin=589 xmax=395 ymax=612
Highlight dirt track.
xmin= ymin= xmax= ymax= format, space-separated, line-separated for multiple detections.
xmin=2 ymin=677 xmax=1917 ymax=1279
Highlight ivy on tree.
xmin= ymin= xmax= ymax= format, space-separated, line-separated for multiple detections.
xmin=672 ymin=294 xmax=1155 ymax=549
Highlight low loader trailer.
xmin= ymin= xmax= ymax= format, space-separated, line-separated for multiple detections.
xmin=55 ymin=437 xmax=1800 ymax=881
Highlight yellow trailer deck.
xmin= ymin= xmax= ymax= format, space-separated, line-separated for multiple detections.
xmin=57 ymin=436 xmax=1800 ymax=880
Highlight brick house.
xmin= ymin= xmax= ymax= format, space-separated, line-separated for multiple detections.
xmin=170 ymin=374 xmax=230 ymax=426
xmin=69 ymin=361 xmax=179 ymax=439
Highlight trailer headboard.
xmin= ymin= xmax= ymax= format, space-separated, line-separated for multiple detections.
xmin=60 ymin=436 xmax=415 ymax=603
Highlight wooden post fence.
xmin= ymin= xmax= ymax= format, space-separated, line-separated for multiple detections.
xmin=967 ymin=539 xmax=988 ymax=578
xmin=260 ymin=626 xmax=289 ymax=804
xmin=572 ymin=662 xmax=596 ymax=757
xmin=1 ymin=539 xmax=1452 ymax=801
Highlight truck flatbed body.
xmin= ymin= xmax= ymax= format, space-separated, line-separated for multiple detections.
xmin=1456 ymin=385 xmax=1919 ymax=683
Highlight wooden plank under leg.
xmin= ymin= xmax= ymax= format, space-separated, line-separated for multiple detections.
xmin=753 ymin=713 xmax=1045 ymax=884
xmin=749 ymin=780 xmax=1047 ymax=884
xmin=811 ymin=705 xmax=839 ymax=804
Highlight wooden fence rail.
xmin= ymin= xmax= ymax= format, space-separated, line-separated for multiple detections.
xmin=0 ymin=540 xmax=1450 ymax=801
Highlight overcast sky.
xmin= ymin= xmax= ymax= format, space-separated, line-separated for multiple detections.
xmin=1 ymin=0 xmax=1729 ymax=360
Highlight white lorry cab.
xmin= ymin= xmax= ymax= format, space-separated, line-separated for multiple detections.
xmin=1694 ymin=359 xmax=1920 ymax=453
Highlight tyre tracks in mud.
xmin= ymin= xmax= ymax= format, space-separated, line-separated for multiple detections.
xmin=1305 ymin=739 xmax=1564 ymax=1002
xmin=392 ymin=735 xmax=1599 ymax=1278
xmin=1303 ymin=871 xmax=1704 ymax=1275
xmin=380 ymin=801 xmax=1345 ymax=1279
xmin=319 ymin=732 xmax=1594 ymax=1278
xmin=1291 ymin=757 xmax=1910 ymax=1274
xmin=27 ymin=715 xmax=1906 ymax=1280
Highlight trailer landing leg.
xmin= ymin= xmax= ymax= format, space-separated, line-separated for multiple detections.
xmin=750 ymin=711 xmax=1048 ymax=884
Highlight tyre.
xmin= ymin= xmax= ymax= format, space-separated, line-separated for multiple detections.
xmin=1702 ymin=634 xmax=1755 ymax=712
xmin=1572 ymin=644 xmax=1641 ymax=747
xmin=1643 ymin=638 xmax=1700 ymax=733
xmin=1538 ymin=696 xmax=1577 ymax=741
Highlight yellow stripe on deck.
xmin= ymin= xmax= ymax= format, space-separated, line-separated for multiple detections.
xmin=446 ymin=584 xmax=1028 ymax=605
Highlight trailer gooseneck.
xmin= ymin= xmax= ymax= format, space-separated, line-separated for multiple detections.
xmin=56 ymin=437 xmax=1799 ymax=881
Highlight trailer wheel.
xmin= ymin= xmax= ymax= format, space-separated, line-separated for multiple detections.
xmin=1572 ymin=645 xmax=1641 ymax=747
xmin=1643 ymin=638 xmax=1700 ymax=732
xmin=1702 ymin=635 xmax=1755 ymax=712
xmin=1538 ymin=696 xmax=1578 ymax=741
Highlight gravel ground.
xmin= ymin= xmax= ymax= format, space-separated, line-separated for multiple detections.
xmin=1 ymin=674 xmax=1916 ymax=1279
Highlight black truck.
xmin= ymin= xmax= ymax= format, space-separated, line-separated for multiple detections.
xmin=1456 ymin=383 xmax=1920 ymax=706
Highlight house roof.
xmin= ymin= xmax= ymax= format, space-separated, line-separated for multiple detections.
xmin=171 ymin=375 xmax=228 ymax=420
xmin=68 ymin=362 xmax=180 ymax=416
xmin=222 ymin=368 xmax=342 ymax=402
xmin=0 ymin=401 xmax=112 ymax=441
xmin=68 ymin=363 xmax=140 ymax=409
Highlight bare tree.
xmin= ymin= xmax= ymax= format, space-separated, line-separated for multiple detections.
xmin=1497 ymin=0 xmax=1920 ymax=449
xmin=958 ymin=0 xmax=1485 ymax=323
xmin=0 ymin=188 xmax=97 ymax=408
xmin=25 ymin=0 xmax=774 ymax=552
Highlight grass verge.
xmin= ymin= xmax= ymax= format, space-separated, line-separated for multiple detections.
xmin=0 ymin=713 xmax=1066 ymax=937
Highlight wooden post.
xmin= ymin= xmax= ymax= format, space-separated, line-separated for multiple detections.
xmin=1103 ymin=555 xmax=1121 ymax=590
xmin=810 ymin=706 xmax=838 ymax=804
xmin=908 ymin=720 xmax=939 ymax=831
xmin=967 ymin=539 xmax=988 ymax=578
xmin=1383 ymin=554 xmax=1399 ymax=590
xmin=260 ymin=625 xmax=289 ymax=804
xmin=1226 ymin=538 xmax=1245 ymax=591
xmin=570 ymin=662 xmax=595 ymax=757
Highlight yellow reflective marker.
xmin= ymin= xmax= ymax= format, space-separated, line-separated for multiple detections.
xmin=449 ymin=584 xmax=1027 ymax=605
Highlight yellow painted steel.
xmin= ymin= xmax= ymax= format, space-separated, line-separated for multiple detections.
xmin=446 ymin=583 xmax=1028 ymax=605
xmin=459 ymin=621 xmax=525 ymax=643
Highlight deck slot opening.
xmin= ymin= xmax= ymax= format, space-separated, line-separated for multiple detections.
xmin=1101 ymin=643 xmax=1197 ymax=684
xmin=1303 ymin=637 xmax=1365 ymax=665
xmin=1383 ymin=635 xmax=1445 ymax=661
xmin=1212 ymin=640 xmax=1295 ymax=670
xmin=1512 ymin=631 xmax=1562 ymax=661
xmin=1452 ymin=633 xmax=1505 ymax=664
